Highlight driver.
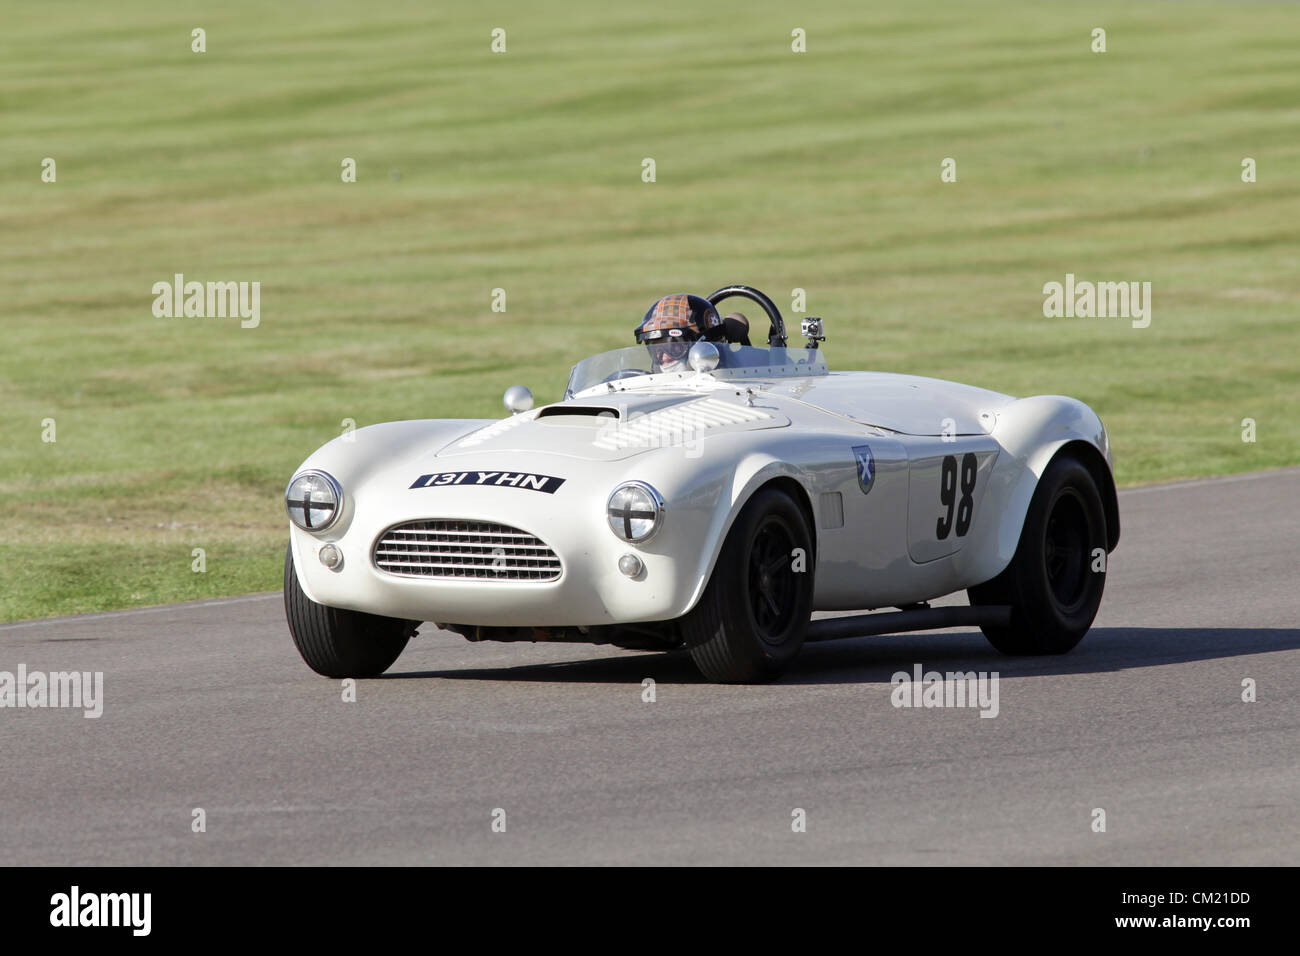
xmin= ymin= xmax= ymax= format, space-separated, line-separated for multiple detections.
xmin=633 ymin=294 xmax=730 ymax=372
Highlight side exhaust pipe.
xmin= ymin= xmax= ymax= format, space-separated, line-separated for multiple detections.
xmin=805 ymin=605 xmax=1012 ymax=643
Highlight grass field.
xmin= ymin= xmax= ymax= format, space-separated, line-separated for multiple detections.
xmin=2 ymin=0 xmax=1297 ymax=621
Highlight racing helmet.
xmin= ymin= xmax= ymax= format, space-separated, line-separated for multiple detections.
xmin=634 ymin=294 xmax=724 ymax=371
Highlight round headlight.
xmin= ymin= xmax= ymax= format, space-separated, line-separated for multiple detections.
xmin=285 ymin=471 xmax=343 ymax=533
xmin=606 ymin=481 xmax=665 ymax=543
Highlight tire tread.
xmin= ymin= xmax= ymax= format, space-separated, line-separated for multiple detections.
xmin=283 ymin=544 xmax=413 ymax=677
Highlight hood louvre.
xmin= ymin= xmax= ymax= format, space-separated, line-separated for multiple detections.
xmin=591 ymin=398 xmax=773 ymax=451
xmin=438 ymin=395 xmax=786 ymax=461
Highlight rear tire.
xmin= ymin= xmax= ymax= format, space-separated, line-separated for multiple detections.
xmin=284 ymin=544 xmax=416 ymax=677
xmin=968 ymin=454 xmax=1108 ymax=654
xmin=682 ymin=487 xmax=814 ymax=683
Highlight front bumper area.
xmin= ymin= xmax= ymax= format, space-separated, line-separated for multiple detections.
xmin=289 ymin=509 xmax=706 ymax=628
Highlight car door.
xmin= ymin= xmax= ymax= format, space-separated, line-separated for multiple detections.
xmin=809 ymin=433 xmax=912 ymax=610
xmin=905 ymin=437 xmax=1000 ymax=564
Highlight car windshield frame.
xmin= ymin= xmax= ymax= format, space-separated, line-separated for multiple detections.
xmin=565 ymin=344 xmax=829 ymax=398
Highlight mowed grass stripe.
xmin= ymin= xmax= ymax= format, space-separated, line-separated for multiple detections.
xmin=1 ymin=0 xmax=1296 ymax=619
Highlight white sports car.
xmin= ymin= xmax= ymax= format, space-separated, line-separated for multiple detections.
xmin=284 ymin=285 xmax=1119 ymax=682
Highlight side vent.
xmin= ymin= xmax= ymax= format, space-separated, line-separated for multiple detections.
xmin=819 ymin=492 xmax=844 ymax=530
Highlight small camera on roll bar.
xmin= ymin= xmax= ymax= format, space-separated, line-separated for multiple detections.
xmin=800 ymin=317 xmax=826 ymax=349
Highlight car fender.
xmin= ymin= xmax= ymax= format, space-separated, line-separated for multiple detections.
xmin=958 ymin=395 xmax=1117 ymax=585
xmin=679 ymin=453 xmax=815 ymax=614
xmin=287 ymin=418 xmax=489 ymax=599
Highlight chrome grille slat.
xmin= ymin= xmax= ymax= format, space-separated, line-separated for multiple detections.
xmin=377 ymin=548 xmax=559 ymax=556
xmin=373 ymin=520 xmax=562 ymax=581
xmin=385 ymin=528 xmax=540 ymax=538
xmin=377 ymin=560 xmax=562 ymax=569
xmin=374 ymin=541 xmax=551 ymax=548
xmin=375 ymin=552 xmax=562 ymax=564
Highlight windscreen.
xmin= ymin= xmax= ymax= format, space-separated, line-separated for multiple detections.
xmin=565 ymin=344 xmax=828 ymax=397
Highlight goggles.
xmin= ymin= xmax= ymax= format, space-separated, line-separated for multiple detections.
xmin=637 ymin=328 xmax=699 ymax=348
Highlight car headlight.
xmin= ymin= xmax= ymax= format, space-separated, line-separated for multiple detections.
xmin=606 ymin=481 xmax=665 ymax=543
xmin=285 ymin=470 xmax=343 ymax=533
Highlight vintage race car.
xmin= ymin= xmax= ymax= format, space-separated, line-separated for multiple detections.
xmin=283 ymin=285 xmax=1119 ymax=682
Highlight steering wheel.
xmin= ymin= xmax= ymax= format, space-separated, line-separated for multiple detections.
xmin=706 ymin=285 xmax=788 ymax=347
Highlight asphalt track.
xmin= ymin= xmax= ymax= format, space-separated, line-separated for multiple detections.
xmin=2 ymin=468 xmax=1297 ymax=865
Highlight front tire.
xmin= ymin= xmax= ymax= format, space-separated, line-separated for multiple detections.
xmin=968 ymin=454 xmax=1109 ymax=654
xmin=682 ymin=487 xmax=814 ymax=683
xmin=284 ymin=544 xmax=416 ymax=677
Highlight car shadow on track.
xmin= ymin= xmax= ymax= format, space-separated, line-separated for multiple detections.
xmin=384 ymin=649 xmax=709 ymax=684
xmin=382 ymin=626 xmax=1300 ymax=686
xmin=783 ymin=626 xmax=1300 ymax=685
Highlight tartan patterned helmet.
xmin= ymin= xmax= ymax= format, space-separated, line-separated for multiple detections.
xmin=634 ymin=294 xmax=723 ymax=346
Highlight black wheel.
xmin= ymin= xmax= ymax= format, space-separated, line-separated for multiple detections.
xmin=284 ymin=544 xmax=416 ymax=677
xmin=682 ymin=487 xmax=814 ymax=682
xmin=968 ymin=454 xmax=1108 ymax=654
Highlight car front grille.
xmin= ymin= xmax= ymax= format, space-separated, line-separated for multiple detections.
xmin=372 ymin=520 xmax=562 ymax=581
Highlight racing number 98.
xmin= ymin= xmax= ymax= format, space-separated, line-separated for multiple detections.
xmin=936 ymin=453 xmax=977 ymax=540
